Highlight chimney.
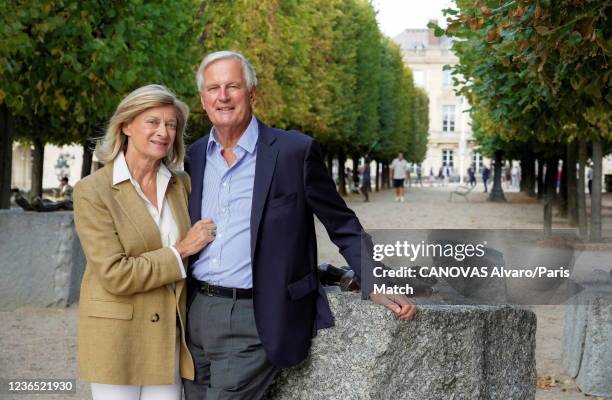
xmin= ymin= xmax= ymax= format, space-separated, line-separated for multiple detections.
xmin=428 ymin=18 xmax=440 ymax=46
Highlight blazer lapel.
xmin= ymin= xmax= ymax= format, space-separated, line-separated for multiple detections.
xmin=166 ymin=175 xmax=190 ymax=300
xmin=188 ymin=137 xmax=208 ymax=225
xmin=112 ymin=180 xmax=162 ymax=252
xmin=250 ymin=120 xmax=278 ymax=261
xmin=167 ymin=175 xmax=191 ymax=241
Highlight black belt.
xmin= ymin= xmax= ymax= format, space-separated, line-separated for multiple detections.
xmin=196 ymin=280 xmax=253 ymax=300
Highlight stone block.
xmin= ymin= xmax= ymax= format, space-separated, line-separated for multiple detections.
xmin=0 ymin=210 xmax=85 ymax=310
xmin=562 ymin=291 xmax=612 ymax=397
xmin=266 ymin=291 xmax=536 ymax=400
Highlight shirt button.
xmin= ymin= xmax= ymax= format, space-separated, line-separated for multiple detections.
xmin=223 ymin=182 xmax=228 ymax=187
xmin=150 ymin=313 xmax=160 ymax=322
xmin=212 ymin=258 xmax=217 ymax=263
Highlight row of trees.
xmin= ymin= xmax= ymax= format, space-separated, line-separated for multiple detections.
xmin=196 ymin=0 xmax=428 ymax=193
xmin=0 ymin=0 xmax=429 ymax=206
xmin=0 ymin=0 xmax=200 ymax=206
xmin=438 ymin=0 xmax=611 ymax=241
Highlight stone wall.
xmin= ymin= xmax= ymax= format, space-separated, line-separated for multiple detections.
xmin=266 ymin=291 xmax=537 ymax=400
xmin=0 ymin=210 xmax=84 ymax=311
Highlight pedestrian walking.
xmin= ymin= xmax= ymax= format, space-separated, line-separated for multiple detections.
xmin=505 ymin=164 xmax=512 ymax=189
xmin=511 ymin=165 xmax=518 ymax=188
xmin=360 ymin=158 xmax=371 ymax=202
xmin=444 ymin=166 xmax=451 ymax=185
xmin=438 ymin=166 xmax=445 ymax=187
xmin=482 ymin=165 xmax=491 ymax=193
xmin=468 ymin=165 xmax=476 ymax=187
xmin=429 ymin=167 xmax=434 ymax=186
xmin=390 ymin=152 xmax=409 ymax=202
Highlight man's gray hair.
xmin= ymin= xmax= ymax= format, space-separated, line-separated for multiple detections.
xmin=196 ymin=51 xmax=258 ymax=92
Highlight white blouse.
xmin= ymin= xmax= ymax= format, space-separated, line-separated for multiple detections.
xmin=113 ymin=151 xmax=186 ymax=279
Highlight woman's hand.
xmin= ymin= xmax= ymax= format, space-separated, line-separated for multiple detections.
xmin=175 ymin=218 xmax=217 ymax=258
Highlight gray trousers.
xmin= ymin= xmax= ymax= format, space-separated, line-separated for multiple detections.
xmin=183 ymin=293 xmax=278 ymax=400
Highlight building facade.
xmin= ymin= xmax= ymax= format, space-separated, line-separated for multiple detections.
xmin=394 ymin=24 xmax=487 ymax=181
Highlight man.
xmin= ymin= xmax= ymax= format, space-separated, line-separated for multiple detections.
xmin=468 ymin=165 xmax=476 ymax=187
xmin=184 ymin=51 xmax=415 ymax=399
xmin=59 ymin=177 xmax=73 ymax=200
xmin=511 ymin=164 xmax=518 ymax=189
xmin=482 ymin=165 xmax=491 ymax=193
xmin=390 ymin=152 xmax=409 ymax=202
xmin=415 ymin=165 xmax=422 ymax=186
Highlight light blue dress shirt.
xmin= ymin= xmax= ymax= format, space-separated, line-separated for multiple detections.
xmin=191 ymin=116 xmax=258 ymax=288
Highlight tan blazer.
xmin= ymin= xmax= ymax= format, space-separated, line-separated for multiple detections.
xmin=74 ymin=162 xmax=194 ymax=385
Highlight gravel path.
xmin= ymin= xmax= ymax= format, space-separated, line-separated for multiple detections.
xmin=1 ymin=183 xmax=610 ymax=400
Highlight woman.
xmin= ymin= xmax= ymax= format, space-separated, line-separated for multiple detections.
xmin=74 ymin=84 xmax=215 ymax=400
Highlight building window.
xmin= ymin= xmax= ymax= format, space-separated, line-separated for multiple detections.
xmin=442 ymin=150 xmax=454 ymax=168
xmin=472 ymin=151 xmax=483 ymax=173
xmin=443 ymin=69 xmax=452 ymax=86
xmin=442 ymin=105 xmax=456 ymax=132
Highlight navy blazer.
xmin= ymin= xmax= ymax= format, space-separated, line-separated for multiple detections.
xmin=185 ymin=119 xmax=365 ymax=368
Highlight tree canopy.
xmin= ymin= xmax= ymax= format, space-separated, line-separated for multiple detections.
xmin=1 ymin=0 xmax=429 ymax=203
xmin=1 ymin=1 xmax=200 ymax=146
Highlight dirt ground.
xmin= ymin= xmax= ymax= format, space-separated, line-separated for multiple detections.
xmin=1 ymin=183 xmax=610 ymax=399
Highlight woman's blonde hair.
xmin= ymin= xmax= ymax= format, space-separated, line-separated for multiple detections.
xmin=96 ymin=84 xmax=189 ymax=168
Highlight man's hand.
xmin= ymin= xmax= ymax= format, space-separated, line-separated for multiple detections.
xmin=369 ymin=292 xmax=416 ymax=321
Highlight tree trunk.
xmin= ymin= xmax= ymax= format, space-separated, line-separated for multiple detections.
xmin=543 ymin=155 xmax=558 ymax=237
xmin=590 ymin=140 xmax=602 ymax=242
xmin=351 ymin=155 xmax=359 ymax=193
xmin=521 ymin=153 xmax=536 ymax=196
xmin=557 ymin=149 xmax=568 ymax=218
xmin=0 ymin=104 xmax=13 ymax=209
xmin=81 ymin=140 xmax=94 ymax=178
xmin=30 ymin=138 xmax=44 ymax=200
xmin=520 ymin=156 xmax=526 ymax=192
xmin=537 ymin=159 xmax=545 ymax=200
xmin=382 ymin=162 xmax=389 ymax=189
xmin=577 ymin=139 xmax=588 ymax=240
xmin=338 ymin=151 xmax=347 ymax=196
xmin=375 ymin=160 xmax=380 ymax=191
xmin=566 ymin=142 xmax=578 ymax=226
xmin=326 ymin=152 xmax=334 ymax=179
xmin=488 ymin=150 xmax=506 ymax=202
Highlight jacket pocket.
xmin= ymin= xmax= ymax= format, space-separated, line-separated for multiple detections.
xmin=287 ymin=270 xmax=318 ymax=300
xmin=267 ymin=192 xmax=297 ymax=210
xmin=87 ymin=300 xmax=133 ymax=320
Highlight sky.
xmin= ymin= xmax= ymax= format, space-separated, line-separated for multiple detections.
xmin=371 ymin=0 xmax=455 ymax=38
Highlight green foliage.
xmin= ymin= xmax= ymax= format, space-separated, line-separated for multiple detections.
xmin=440 ymin=0 xmax=611 ymax=154
xmin=1 ymin=0 xmax=429 ymax=165
xmin=0 ymin=0 xmax=201 ymax=145
xmin=194 ymin=0 xmax=428 ymax=160
xmin=410 ymin=87 xmax=429 ymax=162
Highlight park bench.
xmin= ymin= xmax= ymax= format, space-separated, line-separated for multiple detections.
xmin=449 ymin=184 xmax=474 ymax=202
